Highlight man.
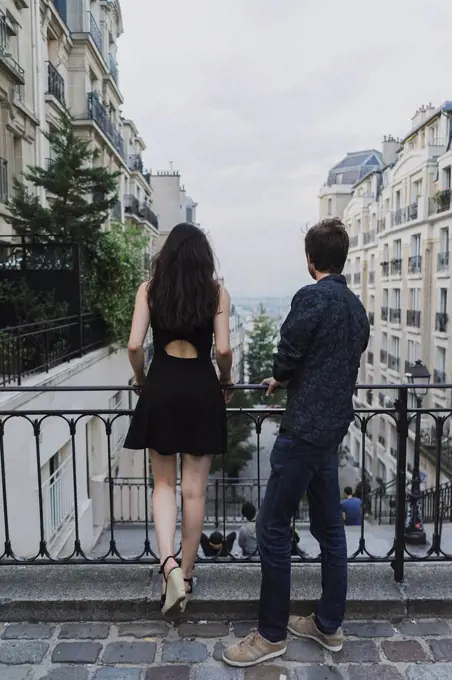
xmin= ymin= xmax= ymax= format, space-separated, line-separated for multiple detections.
xmin=223 ymin=218 xmax=370 ymax=668
xmin=238 ymin=502 xmax=258 ymax=556
xmin=341 ymin=486 xmax=362 ymax=526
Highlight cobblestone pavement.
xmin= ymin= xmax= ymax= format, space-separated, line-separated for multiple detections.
xmin=0 ymin=619 xmax=451 ymax=679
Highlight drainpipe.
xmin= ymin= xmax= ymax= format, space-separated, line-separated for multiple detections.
xmin=31 ymin=0 xmax=43 ymax=198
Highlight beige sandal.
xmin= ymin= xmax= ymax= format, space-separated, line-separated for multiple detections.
xmin=159 ymin=556 xmax=186 ymax=617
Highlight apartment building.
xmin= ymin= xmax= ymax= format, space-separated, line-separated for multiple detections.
xmin=319 ymin=102 xmax=452 ymax=489
xmin=151 ymin=169 xmax=199 ymax=252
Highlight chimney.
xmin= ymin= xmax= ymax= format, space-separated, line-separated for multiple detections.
xmin=382 ymin=134 xmax=401 ymax=166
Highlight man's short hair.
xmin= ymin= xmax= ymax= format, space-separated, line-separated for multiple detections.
xmin=344 ymin=486 xmax=353 ymax=496
xmin=305 ymin=218 xmax=349 ymax=274
xmin=241 ymin=502 xmax=256 ymax=521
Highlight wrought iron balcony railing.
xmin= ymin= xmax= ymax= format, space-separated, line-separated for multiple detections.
xmin=408 ymin=255 xmax=422 ymax=274
xmin=390 ymin=259 xmax=402 ymax=276
xmin=380 ymin=349 xmax=387 ymax=363
xmin=388 ymin=354 xmax=400 ymax=372
xmin=437 ymin=252 xmax=449 ymax=272
xmin=47 ymin=62 xmax=65 ymax=105
xmin=381 ymin=261 xmax=389 ymax=277
xmin=436 ymin=312 xmax=448 ymax=333
xmin=367 ymin=351 xmax=374 ymax=365
xmin=381 ymin=306 xmax=389 ymax=321
xmin=368 ymin=312 xmax=374 ymax=326
xmin=0 ymin=11 xmax=25 ymax=82
xmin=407 ymin=309 xmax=421 ymax=328
xmin=87 ymin=92 xmax=124 ymax=157
xmin=109 ymin=53 xmax=119 ymax=84
xmin=0 ymin=157 xmax=7 ymax=202
xmin=433 ymin=369 xmax=446 ymax=385
xmin=0 ymin=383 xmax=450 ymax=584
xmin=128 ymin=154 xmax=143 ymax=172
xmin=389 ymin=308 xmax=401 ymax=324
xmin=89 ymin=12 xmax=103 ymax=54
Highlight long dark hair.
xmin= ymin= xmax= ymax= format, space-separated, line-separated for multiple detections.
xmin=147 ymin=223 xmax=219 ymax=330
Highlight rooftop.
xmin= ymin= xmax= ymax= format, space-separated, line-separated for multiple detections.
xmin=326 ymin=149 xmax=384 ymax=186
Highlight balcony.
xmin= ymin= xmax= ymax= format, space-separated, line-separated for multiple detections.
xmin=368 ymin=311 xmax=374 ymax=326
xmin=109 ymin=53 xmax=119 ymax=85
xmin=350 ymin=235 xmax=359 ymax=248
xmin=363 ymin=229 xmax=376 ymax=245
xmin=390 ymin=259 xmax=402 ymax=276
xmin=437 ymin=252 xmax=449 ymax=273
xmin=391 ymin=203 xmax=419 ymax=227
xmin=47 ymin=62 xmax=65 ymax=106
xmin=0 ymin=157 xmax=7 ymax=202
xmin=381 ymin=306 xmax=388 ymax=321
xmin=367 ymin=351 xmax=374 ymax=365
xmin=87 ymin=92 xmax=124 ymax=157
xmin=408 ymin=201 xmax=418 ymax=221
xmin=429 ymin=189 xmax=451 ymax=216
xmin=128 ymin=154 xmax=144 ymax=172
xmin=89 ymin=12 xmax=103 ymax=54
xmin=406 ymin=309 xmax=421 ymax=328
xmin=436 ymin=312 xmax=448 ymax=333
xmin=0 ymin=11 xmax=25 ymax=84
xmin=353 ymin=272 xmax=361 ymax=285
xmin=369 ymin=271 xmax=375 ymax=285
xmin=389 ymin=308 xmax=401 ymax=324
xmin=434 ymin=369 xmax=446 ymax=385
xmin=124 ymin=194 xmax=140 ymax=216
xmin=377 ymin=217 xmax=386 ymax=233
xmin=408 ymin=255 xmax=422 ymax=274
xmin=381 ymin=261 xmax=389 ymax=277
xmin=388 ymin=354 xmax=400 ymax=372
xmin=380 ymin=349 xmax=388 ymax=363
xmin=124 ymin=195 xmax=159 ymax=229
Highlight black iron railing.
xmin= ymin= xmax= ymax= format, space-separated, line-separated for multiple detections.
xmin=389 ymin=308 xmax=401 ymax=324
xmin=381 ymin=306 xmax=388 ymax=321
xmin=89 ymin=12 xmax=103 ymax=54
xmin=124 ymin=195 xmax=159 ymax=229
xmin=124 ymin=194 xmax=140 ymax=216
xmin=408 ymin=255 xmax=422 ymax=274
xmin=0 ymin=158 xmax=7 ymax=203
xmin=108 ymin=53 xmax=118 ymax=85
xmin=47 ymin=62 xmax=65 ymax=105
xmin=388 ymin=354 xmax=400 ymax=372
xmin=0 ymin=384 xmax=451 ymax=584
xmin=367 ymin=351 xmax=374 ymax=365
xmin=390 ymin=259 xmax=402 ymax=276
xmin=438 ymin=252 xmax=449 ymax=272
xmin=436 ymin=312 xmax=448 ymax=333
xmin=87 ymin=92 xmax=124 ymax=157
xmin=0 ymin=11 xmax=25 ymax=82
xmin=128 ymin=155 xmax=143 ymax=172
xmin=368 ymin=312 xmax=374 ymax=326
xmin=0 ymin=314 xmax=105 ymax=386
xmin=407 ymin=310 xmax=421 ymax=328
xmin=380 ymin=349 xmax=387 ymax=363
xmin=381 ymin=261 xmax=389 ymax=277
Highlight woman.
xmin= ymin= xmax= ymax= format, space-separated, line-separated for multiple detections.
xmin=124 ymin=223 xmax=233 ymax=617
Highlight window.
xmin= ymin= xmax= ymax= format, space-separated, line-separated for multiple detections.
xmin=383 ymin=244 xmax=389 ymax=261
xmin=356 ymin=219 xmax=361 ymax=233
xmin=440 ymin=227 xmax=449 ymax=254
xmin=409 ymin=288 xmax=421 ymax=311
xmin=411 ymin=234 xmax=421 ymax=257
xmin=327 ymin=198 xmax=332 ymax=216
xmin=435 ymin=346 xmax=446 ymax=383
xmin=383 ymin=289 xmax=389 ymax=307
xmin=392 ymin=288 xmax=401 ymax=309
xmin=395 ymin=190 xmax=401 ymax=210
xmin=408 ymin=340 xmax=421 ymax=364
xmin=377 ymin=460 xmax=387 ymax=483
xmin=412 ymin=179 xmax=423 ymax=199
xmin=370 ymin=295 xmax=375 ymax=312
xmin=390 ymin=335 xmax=400 ymax=358
xmin=370 ymin=254 xmax=375 ymax=272
xmin=443 ymin=166 xmax=452 ymax=189
xmin=439 ymin=288 xmax=448 ymax=314
xmin=382 ymin=332 xmax=388 ymax=352
xmin=393 ymin=239 xmax=402 ymax=259
xmin=41 ymin=443 xmax=74 ymax=542
xmin=355 ymin=257 xmax=360 ymax=272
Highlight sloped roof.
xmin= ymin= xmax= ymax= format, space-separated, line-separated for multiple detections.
xmin=326 ymin=150 xmax=383 ymax=186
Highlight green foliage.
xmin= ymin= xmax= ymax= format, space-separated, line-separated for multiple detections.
xmin=0 ymin=280 xmax=68 ymax=326
xmin=210 ymin=389 xmax=255 ymax=478
xmin=247 ymin=305 xmax=278 ymax=384
xmin=84 ymin=224 xmax=147 ymax=345
xmin=6 ymin=113 xmax=120 ymax=244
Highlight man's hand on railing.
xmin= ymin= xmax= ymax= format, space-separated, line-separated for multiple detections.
xmin=261 ymin=377 xmax=288 ymax=396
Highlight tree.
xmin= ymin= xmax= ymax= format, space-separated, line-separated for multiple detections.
xmin=6 ymin=113 xmax=120 ymax=244
xmin=210 ymin=390 xmax=255 ymax=479
xmin=246 ymin=304 xmax=281 ymax=405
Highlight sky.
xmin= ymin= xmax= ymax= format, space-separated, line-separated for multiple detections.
xmin=118 ymin=0 xmax=452 ymax=297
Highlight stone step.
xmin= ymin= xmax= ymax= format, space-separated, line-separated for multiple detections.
xmin=0 ymin=563 xmax=450 ymax=622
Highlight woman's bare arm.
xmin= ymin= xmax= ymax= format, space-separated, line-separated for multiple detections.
xmin=213 ymin=286 xmax=233 ymax=383
xmin=128 ymin=282 xmax=150 ymax=384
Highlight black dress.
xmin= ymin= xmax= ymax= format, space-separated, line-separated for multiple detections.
xmin=124 ymin=318 xmax=227 ymax=456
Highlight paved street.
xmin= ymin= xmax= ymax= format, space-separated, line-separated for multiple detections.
xmin=0 ymin=618 xmax=451 ymax=679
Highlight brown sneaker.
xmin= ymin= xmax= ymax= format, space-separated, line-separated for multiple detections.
xmin=288 ymin=614 xmax=344 ymax=652
xmin=222 ymin=630 xmax=287 ymax=667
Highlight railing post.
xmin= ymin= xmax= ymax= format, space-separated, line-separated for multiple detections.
xmin=393 ymin=386 xmax=408 ymax=582
xmin=74 ymin=243 xmax=83 ymax=357
xmin=214 ymin=478 xmax=219 ymax=529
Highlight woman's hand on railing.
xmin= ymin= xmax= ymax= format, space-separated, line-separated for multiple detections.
xmin=220 ymin=379 xmax=235 ymax=405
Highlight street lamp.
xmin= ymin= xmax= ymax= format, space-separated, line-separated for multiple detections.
xmin=404 ymin=360 xmax=431 ymax=546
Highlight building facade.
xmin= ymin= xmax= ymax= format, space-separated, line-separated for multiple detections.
xmin=319 ymin=102 xmax=452 ymax=489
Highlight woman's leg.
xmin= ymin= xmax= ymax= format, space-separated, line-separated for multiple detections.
xmin=149 ymin=449 xmax=178 ymax=589
xmin=180 ymin=454 xmax=212 ymax=585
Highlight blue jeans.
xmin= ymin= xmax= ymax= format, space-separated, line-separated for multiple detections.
xmin=257 ymin=430 xmax=348 ymax=642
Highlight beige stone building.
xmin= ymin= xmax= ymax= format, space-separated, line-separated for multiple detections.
xmin=319 ymin=102 xmax=452 ymax=489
